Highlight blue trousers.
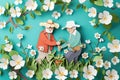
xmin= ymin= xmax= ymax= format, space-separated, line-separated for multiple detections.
xmin=64 ymin=49 xmax=82 ymax=63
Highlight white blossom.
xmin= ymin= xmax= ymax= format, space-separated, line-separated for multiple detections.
xmin=0 ymin=21 xmax=6 ymax=29
xmin=10 ymin=7 xmax=21 ymax=18
xmin=82 ymin=52 xmax=88 ymax=59
xmin=17 ymin=33 xmax=23 ymax=40
xmin=104 ymin=69 xmax=119 ymax=80
xmin=4 ymin=44 xmax=13 ymax=52
xmin=98 ymin=11 xmax=112 ymax=25
xmin=52 ymin=11 xmax=61 ymax=19
xmin=27 ymin=44 xmax=32 ymax=49
xmin=0 ymin=6 xmax=5 ymax=15
xmin=26 ymin=70 xmax=35 ymax=78
xmin=104 ymin=61 xmax=111 ymax=69
xmin=25 ymin=0 xmax=38 ymax=11
xmin=88 ymin=7 xmax=97 ymax=18
xmin=55 ymin=66 xmax=68 ymax=80
xmin=108 ymin=39 xmax=120 ymax=53
xmin=62 ymin=0 xmax=71 ymax=3
xmin=30 ymin=50 xmax=36 ymax=56
xmin=10 ymin=55 xmax=25 ymax=70
xmin=116 ymin=2 xmax=120 ymax=8
xmin=0 ymin=58 xmax=9 ymax=70
xmin=42 ymin=68 xmax=53 ymax=79
xmin=83 ymin=65 xmax=97 ymax=80
xmin=9 ymin=71 xmax=17 ymax=79
xmin=85 ymin=39 xmax=91 ymax=44
xmin=79 ymin=0 xmax=86 ymax=4
xmin=95 ymin=59 xmax=104 ymax=68
xmin=69 ymin=70 xmax=78 ymax=78
xmin=103 ymin=0 xmax=113 ymax=8
xmin=111 ymin=56 xmax=119 ymax=65
xmin=94 ymin=32 xmax=101 ymax=39
xmin=65 ymin=8 xmax=73 ymax=15
xmin=95 ymin=47 xmax=101 ymax=53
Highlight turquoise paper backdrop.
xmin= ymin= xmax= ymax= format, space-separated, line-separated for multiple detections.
xmin=0 ymin=0 xmax=120 ymax=80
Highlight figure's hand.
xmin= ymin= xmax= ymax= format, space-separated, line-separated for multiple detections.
xmin=56 ymin=41 xmax=60 ymax=46
xmin=64 ymin=49 xmax=69 ymax=54
xmin=39 ymin=46 xmax=44 ymax=51
xmin=58 ymin=46 xmax=62 ymax=51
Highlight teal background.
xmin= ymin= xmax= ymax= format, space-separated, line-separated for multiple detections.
xmin=0 ymin=0 xmax=120 ymax=80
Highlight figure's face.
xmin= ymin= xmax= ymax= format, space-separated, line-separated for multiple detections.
xmin=67 ymin=27 xmax=75 ymax=34
xmin=46 ymin=27 xmax=54 ymax=33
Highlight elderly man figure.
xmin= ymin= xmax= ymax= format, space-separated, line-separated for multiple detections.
xmin=59 ymin=21 xmax=82 ymax=63
xmin=36 ymin=19 xmax=60 ymax=64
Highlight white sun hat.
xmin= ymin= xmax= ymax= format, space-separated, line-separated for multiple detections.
xmin=39 ymin=19 xmax=59 ymax=29
xmin=62 ymin=21 xmax=80 ymax=29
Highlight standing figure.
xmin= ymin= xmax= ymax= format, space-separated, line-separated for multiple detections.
xmin=59 ymin=21 xmax=82 ymax=63
xmin=36 ymin=19 xmax=60 ymax=64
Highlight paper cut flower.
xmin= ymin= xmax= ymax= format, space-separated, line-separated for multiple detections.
xmin=88 ymin=7 xmax=97 ymax=18
xmin=52 ymin=11 xmax=61 ymax=19
xmin=103 ymin=0 xmax=113 ymax=8
xmin=42 ymin=68 xmax=53 ymax=79
xmin=0 ymin=6 xmax=5 ymax=15
xmin=14 ymin=0 xmax=22 ymax=5
xmin=10 ymin=55 xmax=25 ymax=70
xmin=25 ymin=0 xmax=38 ymax=11
xmin=4 ymin=44 xmax=13 ymax=52
xmin=9 ymin=71 xmax=17 ymax=79
xmin=0 ymin=21 xmax=6 ymax=29
xmin=17 ymin=33 xmax=23 ymax=40
xmin=55 ymin=66 xmax=68 ymax=80
xmin=26 ymin=70 xmax=35 ymax=78
xmin=65 ymin=9 xmax=73 ymax=15
xmin=0 ymin=58 xmax=9 ymax=70
xmin=98 ymin=11 xmax=112 ymax=25
xmin=10 ymin=7 xmax=21 ymax=18
xmin=69 ymin=70 xmax=78 ymax=78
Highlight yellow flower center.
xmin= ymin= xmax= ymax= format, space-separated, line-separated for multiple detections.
xmin=109 ymin=74 xmax=114 ymax=79
xmin=86 ymin=70 xmax=92 ymax=75
xmin=16 ymin=60 xmax=20 ymax=65
xmin=97 ymin=61 xmax=102 ymax=65
xmin=0 ymin=8 xmax=2 ymax=13
xmin=59 ymin=71 xmax=64 ymax=76
xmin=113 ymin=45 xmax=119 ymax=49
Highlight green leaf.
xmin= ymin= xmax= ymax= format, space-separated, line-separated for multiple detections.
xmin=112 ymin=14 xmax=120 ymax=23
xmin=0 ymin=70 xmax=2 ymax=76
xmin=93 ymin=56 xmax=102 ymax=62
xmin=94 ymin=0 xmax=104 ymax=6
xmin=82 ymin=5 xmax=88 ymax=12
xmin=5 ymin=2 xmax=9 ymax=10
xmin=76 ymin=4 xmax=81 ymax=9
xmin=2 ymin=54 xmax=10 ymax=60
xmin=103 ymin=24 xmax=112 ymax=29
xmin=9 ymin=50 xmax=18 ymax=56
xmin=24 ymin=26 xmax=32 ymax=30
xmin=40 ymin=0 xmax=44 ymax=3
xmin=29 ymin=13 xmax=35 ymax=19
xmin=9 ymin=27 xmax=14 ymax=33
xmin=34 ymin=10 xmax=41 ymax=15
xmin=15 ymin=18 xmax=24 ymax=25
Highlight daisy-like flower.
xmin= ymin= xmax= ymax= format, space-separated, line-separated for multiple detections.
xmin=9 ymin=71 xmax=17 ymax=79
xmin=0 ymin=58 xmax=9 ymax=70
xmin=64 ymin=49 xmax=69 ymax=54
xmin=26 ymin=70 xmax=35 ymax=78
xmin=0 ymin=6 xmax=5 ymax=15
xmin=111 ymin=56 xmax=119 ymax=65
xmin=10 ymin=7 xmax=21 ymax=18
xmin=95 ymin=59 xmax=104 ymax=68
xmin=0 ymin=21 xmax=6 ymax=29
xmin=103 ymin=0 xmax=113 ymax=8
xmin=82 ymin=52 xmax=88 ymax=59
xmin=88 ymin=7 xmax=97 ymax=18
xmin=4 ymin=44 xmax=13 ymax=52
xmin=107 ymin=39 xmax=120 ymax=53
xmin=14 ymin=0 xmax=22 ymax=5
xmin=27 ymin=44 xmax=32 ymax=49
xmin=83 ymin=65 xmax=97 ymax=80
xmin=10 ymin=55 xmax=25 ymax=70
xmin=55 ymin=66 xmax=68 ymax=80
xmin=98 ymin=11 xmax=112 ymax=25
xmin=104 ymin=61 xmax=111 ymax=69
xmin=25 ymin=0 xmax=38 ymax=11
xmin=42 ymin=68 xmax=53 ymax=79
xmin=104 ymin=69 xmax=119 ymax=80
xmin=95 ymin=47 xmax=101 ymax=53
xmin=42 ymin=0 xmax=55 ymax=11
xmin=65 ymin=8 xmax=73 ymax=15
xmin=62 ymin=0 xmax=71 ymax=3
xmin=30 ymin=50 xmax=36 ymax=56
xmin=101 ymin=46 xmax=106 ymax=51
xmin=17 ymin=33 xmax=23 ymax=40
xmin=85 ymin=39 xmax=91 ymax=44
xmin=79 ymin=0 xmax=86 ymax=4
xmin=94 ymin=32 xmax=101 ymax=39
xmin=116 ymin=2 xmax=120 ymax=8
xmin=52 ymin=11 xmax=61 ymax=19
xmin=69 ymin=70 xmax=78 ymax=78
